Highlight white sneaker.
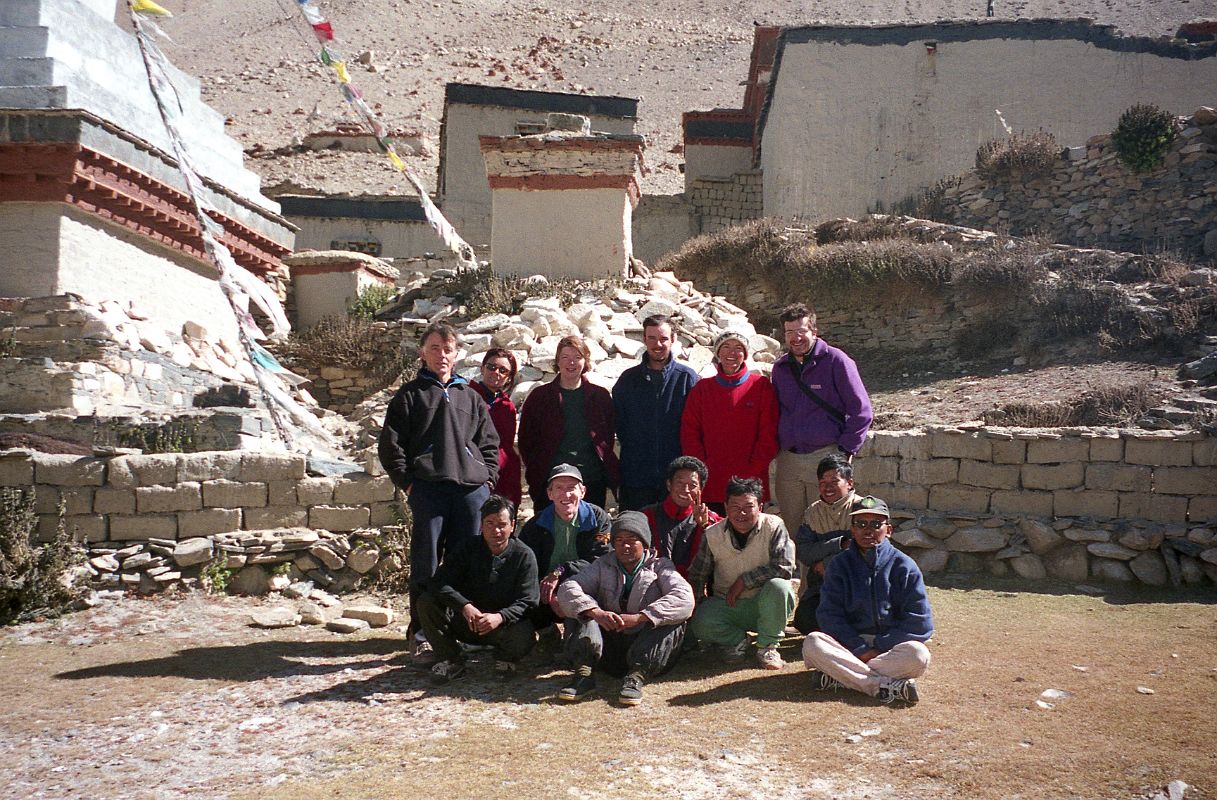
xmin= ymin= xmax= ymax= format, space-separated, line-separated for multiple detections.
xmin=757 ymin=644 xmax=784 ymax=670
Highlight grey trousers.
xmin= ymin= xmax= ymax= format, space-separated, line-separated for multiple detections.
xmin=416 ymin=591 xmax=536 ymax=663
xmin=563 ymin=616 xmax=686 ymax=679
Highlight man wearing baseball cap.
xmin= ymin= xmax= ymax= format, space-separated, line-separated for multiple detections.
xmin=802 ymin=495 xmax=933 ymax=705
xmin=519 ymin=463 xmax=611 ymax=632
xmin=555 ymin=510 xmax=694 ymax=705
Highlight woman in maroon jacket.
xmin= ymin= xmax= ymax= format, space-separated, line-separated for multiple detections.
xmin=519 ymin=335 xmax=619 ymax=510
xmin=472 ymin=348 xmax=523 ymax=506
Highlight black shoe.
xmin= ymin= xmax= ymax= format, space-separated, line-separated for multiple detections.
xmin=559 ymin=669 xmax=596 ymax=702
xmin=618 ymin=672 xmax=645 ymax=706
xmin=493 ymin=660 xmax=518 ymax=681
xmin=430 ymin=659 xmax=467 ymax=684
xmin=809 ymin=670 xmax=845 ymax=692
xmin=878 ymin=678 xmax=919 ymax=705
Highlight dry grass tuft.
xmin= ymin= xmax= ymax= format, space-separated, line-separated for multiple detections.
xmin=975 ymin=130 xmax=1060 ymax=181
xmin=983 ymin=379 xmax=1159 ymax=427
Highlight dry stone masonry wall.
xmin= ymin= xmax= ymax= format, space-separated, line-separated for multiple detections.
xmin=939 ymin=108 xmax=1217 ymax=258
xmin=688 ymin=170 xmax=763 ymax=234
xmin=853 ymin=425 xmax=1217 ymax=588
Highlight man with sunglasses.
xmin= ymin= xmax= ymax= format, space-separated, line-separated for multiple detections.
xmin=802 ymin=496 xmax=933 ymax=705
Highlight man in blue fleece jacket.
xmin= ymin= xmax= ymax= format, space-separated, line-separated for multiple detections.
xmin=802 ymin=495 xmax=933 ymax=705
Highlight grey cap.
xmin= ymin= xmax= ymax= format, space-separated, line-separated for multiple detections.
xmin=611 ymin=510 xmax=652 ymax=548
xmin=849 ymin=495 xmax=891 ymax=518
xmin=547 ymin=463 xmax=584 ymax=485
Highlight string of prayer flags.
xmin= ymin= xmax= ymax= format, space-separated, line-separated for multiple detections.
xmin=294 ymin=0 xmax=477 ymax=269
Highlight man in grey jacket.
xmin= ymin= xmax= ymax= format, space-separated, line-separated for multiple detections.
xmin=555 ymin=510 xmax=694 ymax=706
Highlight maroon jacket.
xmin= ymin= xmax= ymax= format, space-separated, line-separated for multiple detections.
xmin=472 ymin=381 xmax=523 ymax=506
xmin=518 ymin=378 xmax=620 ymax=494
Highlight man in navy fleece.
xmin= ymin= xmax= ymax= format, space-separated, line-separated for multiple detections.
xmin=802 ymin=496 xmax=933 ymax=706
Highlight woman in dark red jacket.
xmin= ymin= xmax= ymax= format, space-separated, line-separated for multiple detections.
xmin=518 ymin=334 xmax=619 ymax=510
xmin=472 ymin=348 xmax=523 ymax=506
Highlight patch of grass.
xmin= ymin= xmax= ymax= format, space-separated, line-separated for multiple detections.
xmin=112 ymin=420 xmax=201 ymax=454
xmin=280 ymin=316 xmax=411 ymax=388
xmin=1112 ymin=104 xmax=1177 ymax=173
xmin=347 ymin=284 xmax=398 ymax=320
xmin=0 ymin=489 xmax=83 ymax=624
xmin=889 ymin=176 xmax=961 ymax=222
xmin=983 ymin=379 xmax=1159 ymax=426
xmin=975 ymin=130 xmax=1059 ymax=181
xmin=199 ymin=558 xmax=233 ymax=595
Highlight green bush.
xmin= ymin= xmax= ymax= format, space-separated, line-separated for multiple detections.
xmin=1112 ymin=104 xmax=1177 ymax=173
xmin=347 ymin=283 xmax=398 ymax=320
xmin=975 ymin=130 xmax=1059 ymax=181
xmin=0 ymin=488 xmax=83 ymax=624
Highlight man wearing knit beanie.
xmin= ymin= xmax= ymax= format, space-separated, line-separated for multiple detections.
xmin=555 ymin=510 xmax=695 ymax=706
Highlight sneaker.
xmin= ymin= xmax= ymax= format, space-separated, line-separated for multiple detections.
xmin=559 ymin=668 xmax=597 ymax=702
xmin=878 ymin=678 xmax=919 ymax=706
xmin=411 ymin=638 xmax=438 ymax=666
xmin=809 ymin=670 xmax=845 ymax=692
xmin=493 ymin=660 xmax=518 ymax=680
xmin=618 ymin=671 xmax=645 ymax=707
xmin=430 ymin=659 xmax=467 ymax=684
xmin=757 ymin=644 xmax=784 ymax=671
xmin=722 ymin=638 xmax=750 ymax=662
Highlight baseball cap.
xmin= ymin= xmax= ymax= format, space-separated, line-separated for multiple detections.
xmin=848 ymin=495 xmax=890 ymax=518
xmin=547 ymin=463 xmax=584 ymax=485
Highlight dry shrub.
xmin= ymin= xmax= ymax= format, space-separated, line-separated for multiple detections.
xmin=656 ymin=218 xmax=797 ymax=286
xmin=0 ymin=488 xmax=84 ymax=624
xmin=785 ymin=238 xmax=954 ymax=298
xmin=976 ymin=130 xmax=1059 ymax=181
xmin=1036 ymin=278 xmax=1141 ymax=344
xmin=953 ymin=242 xmax=1049 ymax=290
xmin=889 ymin=177 xmax=961 ymax=223
xmin=435 ymin=265 xmax=626 ymax=317
xmin=281 ymin=316 xmax=411 ymax=387
xmin=983 ymin=380 xmax=1159 ymax=427
xmin=813 ymin=216 xmax=916 ymax=245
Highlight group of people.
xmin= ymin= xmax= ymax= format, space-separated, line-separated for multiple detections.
xmin=377 ymin=306 xmax=934 ymax=706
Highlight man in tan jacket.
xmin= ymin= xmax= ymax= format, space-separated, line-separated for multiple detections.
xmin=688 ymin=476 xmax=796 ymax=671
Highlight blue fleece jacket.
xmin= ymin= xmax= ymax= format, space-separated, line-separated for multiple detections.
xmin=612 ymin=354 xmax=699 ymax=488
xmin=816 ymin=538 xmax=934 ymax=657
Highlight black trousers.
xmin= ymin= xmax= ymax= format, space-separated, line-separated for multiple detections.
xmin=563 ymin=617 xmax=686 ymax=679
xmin=792 ymin=588 xmax=822 ymax=635
xmin=416 ymin=591 xmax=536 ymax=663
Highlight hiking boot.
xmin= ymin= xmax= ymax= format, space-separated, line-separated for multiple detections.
xmin=559 ymin=667 xmax=597 ymax=702
xmin=809 ymin=670 xmax=845 ymax=692
xmin=878 ymin=678 xmax=919 ymax=706
xmin=756 ymin=644 xmax=784 ymax=671
xmin=618 ymin=671 xmax=645 ymax=707
xmin=430 ymin=659 xmax=467 ymax=684
xmin=722 ymin=637 xmax=750 ymax=662
xmin=493 ymin=660 xmax=518 ymax=681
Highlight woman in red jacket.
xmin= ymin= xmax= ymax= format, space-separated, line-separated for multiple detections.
xmin=519 ymin=335 xmax=619 ymax=510
xmin=472 ymin=348 xmax=523 ymax=506
xmin=680 ymin=329 xmax=779 ymax=512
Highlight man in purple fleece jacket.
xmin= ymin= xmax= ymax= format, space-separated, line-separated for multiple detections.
xmin=770 ymin=303 xmax=873 ymax=536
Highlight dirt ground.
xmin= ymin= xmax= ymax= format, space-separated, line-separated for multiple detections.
xmin=3 ymin=580 xmax=1214 ymax=800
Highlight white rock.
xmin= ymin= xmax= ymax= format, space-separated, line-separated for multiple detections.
xmin=346 ymin=546 xmax=380 ymax=574
xmin=528 ymin=336 xmax=561 ymax=367
xmin=567 ymin=303 xmax=599 ymax=327
xmin=466 ymin=313 xmax=511 ymax=334
xmin=343 ymin=604 xmax=395 ymax=627
xmin=684 ymin=344 xmax=715 ymax=375
xmin=592 ymin=357 xmax=635 ymax=381
xmin=173 ymin=538 xmax=214 ymax=567
xmin=492 ymin=324 xmax=535 ymax=349
xmin=462 ymin=333 xmax=492 ymax=354
xmin=605 ymin=335 xmax=644 ymax=359
xmin=250 ymin=607 xmax=301 ymax=628
xmin=327 ymin=617 xmax=371 ymax=634
xmin=583 ymin=318 xmax=611 ymax=344
xmin=636 ymin=298 xmax=680 ymax=321
xmin=750 ymin=334 xmax=782 ymax=355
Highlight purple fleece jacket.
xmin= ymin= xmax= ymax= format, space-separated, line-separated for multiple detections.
xmin=771 ymin=338 xmax=873 ymax=456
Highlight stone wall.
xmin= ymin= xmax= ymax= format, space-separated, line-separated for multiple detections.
xmin=0 ymin=449 xmax=398 ymax=546
xmin=688 ymin=170 xmax=763 ymax=234
xmin=938 ymin=108 xmax=1217 ymax=258
xmin=851 ymin=425 xmax=1217 ymax=588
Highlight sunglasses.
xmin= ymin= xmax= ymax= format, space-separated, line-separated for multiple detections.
xmin=851 ymin=519 xmax=887 ymax=530
xmin=483 ymin=363 xmax=512 ymax=375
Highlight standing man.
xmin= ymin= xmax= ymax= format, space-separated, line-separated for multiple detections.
xmin=688 ymin=476 xmax=796 ymax=671
xmin=556 ymin=511 xmax=694 ymax=705
xmin=803 ymin=496 xmax=933 ymax=706
xmin=771 ymin=303 xmax=873 ymax=536
xmin=416 ymin=495 xmax=538 ymax=682
xmin=613 ymin=315 xmax=699 ymax=510
xmin=378 ymin=322 xmax=500 ymax=660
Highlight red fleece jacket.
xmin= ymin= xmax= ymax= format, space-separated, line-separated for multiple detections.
xmin=679 ymin=368 xmax=779 ymax=503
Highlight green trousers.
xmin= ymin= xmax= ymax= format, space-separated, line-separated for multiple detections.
xmin=690 ymin=578 xmax=796 ymax=648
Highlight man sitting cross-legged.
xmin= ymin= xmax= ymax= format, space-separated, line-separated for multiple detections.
xmin=416 ymin=495 xmax=539 ymax=683
xmin=802 ymin=495 xmax=933 ymax=705
xmin=688 ymin=476 xmax=796 ymax=671
xmin=555 ymin=511 xmax=694 ymax=706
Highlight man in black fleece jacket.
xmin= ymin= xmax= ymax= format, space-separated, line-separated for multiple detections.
xmin=416 ymin=495 xmax=539 ymax=682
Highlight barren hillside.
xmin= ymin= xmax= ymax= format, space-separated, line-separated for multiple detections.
xmin=145 ymin=0 xmax=1213 ymax=199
